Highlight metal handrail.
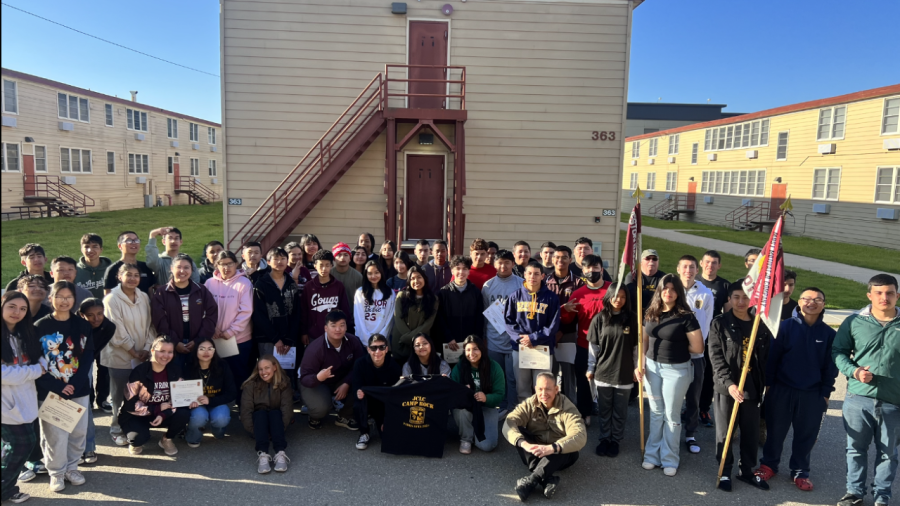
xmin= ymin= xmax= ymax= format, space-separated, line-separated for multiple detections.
xmin=649 ymin=197 xmax=674 ymax=218
xmin=178 ymin=176 xmax=219 ymax=202
xmin=726 ymin=202 xmax=767 ymax=229
xmin=384 ymin=64 xmax=466 ymax=110
xmin=26 ymin=175 xmax=95 ymax=214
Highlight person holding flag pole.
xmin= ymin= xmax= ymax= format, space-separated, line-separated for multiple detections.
xmin=713 ymin=197 xmax=791 ymax=490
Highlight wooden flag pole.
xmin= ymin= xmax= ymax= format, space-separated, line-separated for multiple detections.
xmin=715 ymin=311 xmax=762 ymax=486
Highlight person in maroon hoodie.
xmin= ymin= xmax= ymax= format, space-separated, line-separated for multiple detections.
xmin=298 ymin=310 xmax=363 ymax=431
xmin=300 ymin=250 xmax=353 ymax=347
xmin=150 ymin=254 xmax=218 ymax=370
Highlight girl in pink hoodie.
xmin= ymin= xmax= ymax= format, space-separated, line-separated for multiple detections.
xmin=204 ymin=251 xmax=254 ymax=403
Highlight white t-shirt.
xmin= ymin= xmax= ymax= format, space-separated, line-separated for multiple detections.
xmin=684 ymin=280 xmax=715 ymax=358
xmin=353 ymin=287 xmax=397 ymax=346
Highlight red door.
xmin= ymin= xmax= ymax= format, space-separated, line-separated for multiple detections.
xmin=23 ymin=151 xmax=36 ymax=197
xmin=173 ymin=157 xmax=181 ymax=189
xmin=408 ymin=21 xmax=448 ymax=109
xmin=686 ymin=181 xmax=697 ymax=210
xmin=770 ymin=183 xmax=787 ymax=219
xmin=406 ymin=155 xmax=444 ymax=240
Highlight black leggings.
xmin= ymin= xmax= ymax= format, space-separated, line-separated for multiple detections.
xmin=124 ymin=409 xmax=190 ymax=447
xmin=252 ymin=409 xmax=287 ymax=454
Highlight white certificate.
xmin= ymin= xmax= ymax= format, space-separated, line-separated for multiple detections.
xmin=442 ymin=344 xmax=465 ymax=364
xmin=38 ymin=392 xmax=87 ymax=433
xmin=519 ymin=345 xmax=551 ymax=370
xmin=555 ymin=343 xmax=577 ymax=365
xmin=215 ymin=335 xmax=239 ymax=358
xmin=275 ymin=346 xmax=296 ymax=370
xmin=170 ymin=380 xmax=204 ymax=408
xmin=483 ymin=300 xmax=508 ymax=335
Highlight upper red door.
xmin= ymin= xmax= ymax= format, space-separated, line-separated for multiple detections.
xmin=406 ymin=155 xmax=444 ymax=240
xmin=408 ymin=21 xmax=448 ymax=109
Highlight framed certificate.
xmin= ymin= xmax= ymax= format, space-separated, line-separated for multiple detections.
xmin=170 ymin=380 xmax=204 ymax=408
xmin=38 ymin=393 xmax=87 ymax=433
xmin=518 ymin=345 xmax=551 ymax=370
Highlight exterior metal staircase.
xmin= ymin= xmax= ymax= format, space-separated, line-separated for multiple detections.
xmin=175 ymin=176 xmax=220 ymax=205
xmin=726 ymin=201 xmax=774 ymax=231
xmin=22 ymin=175 xmax=94 ymax=217
xmin=649 ymin=193 xmax=695 ymax=220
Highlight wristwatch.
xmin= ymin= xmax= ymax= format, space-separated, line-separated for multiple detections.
xmin=552 ymin=443 xmax=560 ymax=454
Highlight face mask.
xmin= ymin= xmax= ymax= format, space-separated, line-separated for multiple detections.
xmin=587 ymin=271 xmax=604 ymax=283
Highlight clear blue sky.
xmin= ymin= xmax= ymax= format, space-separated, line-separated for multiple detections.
xmin=2 ymin=0 xmax=898 ymax=123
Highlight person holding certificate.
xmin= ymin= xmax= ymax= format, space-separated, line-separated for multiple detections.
xmin=402 ymin=333 xmax=451 ymax=378
xmin=450 ymin=336 xmax=505 ymax=454
xmin=184 ymin=338 xmax=236 ymax=448
xmin=391 ymin=266 xmax=438 ymax=364
xmin=204 ymin=250 xmax=254 ymax=400
xmin=240 ymin=356 xmax=293 ymax=474
xmin=119 ymin=336 xmax=189 ymax=457
xmin=35 ymin=281 xmax=94 ymax=493
xmin=2 ymin=291 xmax=47 ymax=504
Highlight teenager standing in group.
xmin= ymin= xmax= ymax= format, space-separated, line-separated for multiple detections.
xmin=423 ymin=240 xmax=452 ymax=294
xmin=358 ymin=233 xmax=378 ymax=261
xmin=145 ymin=227 xmax=200 ymax=286
xmin=387 ymin=252 xmax=414 ymax=291
xmin=241 ymin=355 xmax=293 ymax=474
xmin=103 ymin=232 xmax=156 ymax=295
xmin=18 ymin=276 xmax=51 ymax=322
xmin=299 ymin=234 xmax=321 ymax=271
xmin=544 ymin=246 xmax=585 ymax=416
xmin=5 ymin=244 xmax=52 ymax=293
xmin=511 ymin=241 xmax=532 ymax=279
xmin=354 ymin=261 xmax=396 ymax=347
xmin=698 ymin=250 xmax=730 ymax=428
xmin=240 ymin=241 xmax=269 ymax=285
xmin=285 ymin=241 xmax=313 ymax=292
xmin=35 ymin=281 xmax=94 ymax=493
xmin=198 ymin=241 xmax=224 ymax=284
xmin=301 ymin=250 xmax=353 ymax=347
xmin=391 ymin=266 xmax=438 ymax=363
xmin=101 ymin=264 xmax=155 ymax=446
xmin=332 ymin=243 xmax=363 ymax=308
xmin=48 ymin=257 xmax=92 ymax=309
xmin=352 ymin=333 xmax=402 ymax=450
xmin=205 ymin=250 xmax=254 ymax=397
xmin=1 ymin=292 xmax=46 ymax=504
xmin=184 ymin=338 xmax=236 ymax=448
xmin=635 ymin=274 xmax=703 ymax=477
xmin=351 ymin=246 xmax=369 ymax=274
xmin=377 ymin=240 xmax=398 ymax=279
xmin=467 ymin=238 xmax=497 ymax=289
xmin=538 ymin=242 xmax=556 ymax=275
xmin=481 ymin=250 xmax=523 ymax=414
xmin=413 ymin=239 xmax=431 ymax=268
xmin=75 ymin=233 xmax=112 ymax=298
xmin=435 ymin=256 xmax=484 ymax=352
xmin=451 ymin=336 xmax=505 ymax=454
xmin=77 ymin=298 xmax=115 ymax=464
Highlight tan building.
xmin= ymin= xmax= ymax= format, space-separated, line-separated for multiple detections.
xmin=220 ymin=0 xmax=640 ymax=262
xmin=1 ymin=68 xmax=222 ymax=217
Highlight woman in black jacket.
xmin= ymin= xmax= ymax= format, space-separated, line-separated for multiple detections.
xmin=119 ymin=336 xmax=189 ymax=457
xmin=586 ymin=286 xmax=638 ymax=458
xmin=184 ymin=338 xmax=236 ymax=448
xmin=352 ymin=333 xmax=402 ymax=450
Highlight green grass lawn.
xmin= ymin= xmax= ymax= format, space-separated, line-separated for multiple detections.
xmin=2 ymin=203 xmax=224 ymax=285
xmin=621 ymin=230 xmax=868 ymax=310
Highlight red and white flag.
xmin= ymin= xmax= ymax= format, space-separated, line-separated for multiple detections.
xmin=741 ymin=216 xmax=785 ymax=335
xmin=615 ymin=203 xmax=641 ymax=294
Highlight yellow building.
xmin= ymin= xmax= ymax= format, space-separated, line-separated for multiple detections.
xmin=621 ymin=85 xmax=900 ymax=250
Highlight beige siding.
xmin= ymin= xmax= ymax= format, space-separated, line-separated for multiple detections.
xmin=0 ymin=73 xmax=223 ymax=213
xmin=223 ymin=0 xmax=631 ymax=257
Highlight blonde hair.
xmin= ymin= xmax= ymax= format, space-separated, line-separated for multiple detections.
xmin=242 ymin=355 xmax=288 ymax=391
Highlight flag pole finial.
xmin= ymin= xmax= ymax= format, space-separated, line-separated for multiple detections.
xmin=631 ymin=185 xmax=645 ymax=201
xmin=779 ymin=195 xmax=794 ymax=213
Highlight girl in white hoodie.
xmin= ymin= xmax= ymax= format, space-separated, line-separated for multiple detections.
xmin=353 ymin=261 xmax=396 ymax=347
xmin=101 ymin=264 xmax=155 ymax=445
xmin=2 ymin=291 xmax=47 ymax=504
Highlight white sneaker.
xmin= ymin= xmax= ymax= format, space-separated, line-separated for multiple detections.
xmin=356 ymin=433 xmax=370 ymax=450
xmin=459 ymin=440 xmax=472 ymax=454
xmin=584 ymin=416 xmax=592 ymax=427
xmin=64 ymin=470 xmax=86 ymax=486
xmin=49 ymin=476 xmax=65 ymax=493
xmin=129 ymin=445 xmax=143 ymax=455
xmin=664 ymin=467 xmax=678 ymax=477
xmin=112 ymin=434 xmax=127 ymax=446
xmin=158 ymin=437 xmax=178 ymax=456
xmin=273 ymin=451 xmax=290 ymax=472
xmin=642 ymin=461 xmax=656 ymax=470
xmin=257 ymin=452 xmax=272 ymax=474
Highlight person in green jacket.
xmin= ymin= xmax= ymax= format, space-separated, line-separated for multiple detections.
xmin=391 ymin=266 xmax=438 ymax=363
xmin=832 ymin=273 xmax=900 ymax=506
xmin=75 ymin=233 xmax=113 ymax=298
xmin=451 ymin=335 xmax=505 ymax=454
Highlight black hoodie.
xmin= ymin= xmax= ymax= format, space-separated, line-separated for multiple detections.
xmin=252 ymin=272 xmax=303 ymax=346
xmin=91 ymin=319 xmax=117 ymax=362
xmin=435 ymin=282 xmax=485 ymax=345
xmin=184 ymin=358 xmax=237 ymax=408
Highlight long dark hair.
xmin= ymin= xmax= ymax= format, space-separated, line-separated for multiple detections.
xmin=188 ymin=338 xmax=225 ymax=379
xmin=456 ymin=335 xmax=492 ymax=394
xmin=644 ymin=273 xmax=694 ymax=323
xmin=362 ymin=260 xmax=392 ymax=304
xmin=1 ymin=291 xmax=40 ymax=365
xmin=406 ymin=332 xmax=443 ymax=375
xmin=299 ymin=234 xmax=321 ymax=265
xmin=400 ymin=265 xmax=435 ymax=320
xmin=599 ymin=285 xmax=633 ymax=327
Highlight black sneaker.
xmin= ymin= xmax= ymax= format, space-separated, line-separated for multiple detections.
xmin=606 ymin=441 xmax=620 ymax=458
xmin=335 ymin=416 xmax=359 ymax=431
xmin=837 ymin=494 xmax=863 ymax=506
xmin=515 ymin=475 xmax=539 ymax=502
xmin=542 ymin=476 xmax=560 ymax=499
xmin=736 ymin=470 xmax=770 ymax=490
xmin=308 ymin=418 xmax=322 ymax=430
xmin=595 ymin=439 xmax=610 ymax=456
xmin=8 ymin=492 xmax=31 ymax=504
xmin=700 ymin=411 xmax=713 ymax=427
xmin=717 ymin=477 xmax=732 ymax=492
xmin=101 ymin=401 xmax=113 ymax=413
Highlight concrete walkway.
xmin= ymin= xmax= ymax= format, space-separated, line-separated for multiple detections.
xmin=621 ymin=222 xmax=900 ymax=285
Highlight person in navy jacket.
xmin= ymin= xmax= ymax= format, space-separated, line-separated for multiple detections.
xmin=757 ymin=287 xmax=838 ymax=491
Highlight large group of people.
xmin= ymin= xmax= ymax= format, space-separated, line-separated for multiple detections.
xmin=1 ymin=229 xmax=898 ymax=505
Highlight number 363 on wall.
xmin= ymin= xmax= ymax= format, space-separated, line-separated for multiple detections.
xmin=591 ymin=131 xmax=616 ymax=141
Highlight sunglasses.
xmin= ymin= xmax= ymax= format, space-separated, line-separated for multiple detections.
xmin=368 ymin=344 xmax=387 ymax=352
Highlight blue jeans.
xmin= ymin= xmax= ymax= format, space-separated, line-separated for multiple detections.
xmin=842 ymin=392 xmax=900 ymax=504
xmin=643 ymin=358 xmax=693 ymax=469
xmin=453 ymin=406 xmax=500 ymax=451
xmin=488 ymin=350 xmax=517 ymax=411
xmin=186 ymin=404 xmax=232 ymax=444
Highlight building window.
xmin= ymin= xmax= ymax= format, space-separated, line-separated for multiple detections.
xmin=817 ymin=106 xmax=846 ymax=140
xmin=631 ymin=141 xmax=639 ymax=158
xmin=703 ymin=130 xmax=711 ymax=151
xmin=812 ymin=168 xmax=841 ymax=200
xmin=701 ymin=169 xmax=766 ymax=196
xmin=668 ymin=134 xmax=679 ymax=155
xmin=646 ymin=172 xmax=656 ymax=191
xmin=666 ymin=171 xmax=677 ymax=192
xmin=167 ymin=156 xmax=174 ymax=175
xmin=190 ymin=123 xmax=199 ymax=142
xmin=776 ymin=132 xmax=789 ymax=160
xmin=706 ymin=119 xmax=770 ymax=151
xmin=725 ymin=126 xmax=734 ymax=150
xmin=208 ymin=159 xmax=217 ymax=177
xmin=3 ymin=79 xmax=18 ymax=114
xmin=648 ymin=138 xmax=658 ymax=157
xmin=126 ymin=109 xmax=148 ymax=132
xmin=629 ymin=172 xmax=638 ymax=190
xmin=128 ymin=153 xmax=149 ymax=174
xmin=57 ymin=93 xmax=90 ymax=122
xmin=34 ymin=145 xmax=47 ymax=172
xmin=190 ymin=158 xmax=200 ymax=176
xmin=882 ymin=98 xmax=899 ymax=135
xmin=107 ymin=151 xmax=116 ymax=174
xmin=2 ymin=142 xmax=20 ymax=172
xmin=691 ymin=143 xmax=698 ymax=164
xmin=167 ymin=118 xmax=178 ymax=139
xmin=60 ymin=147 xmax=92 ymax=173
xmin=105 ymin=104 xmax=114 ymax=127
xmin=208 ymin=127 xmax=216 ymax=145
xmin=875 ymin=166 xmax=899 ymax=203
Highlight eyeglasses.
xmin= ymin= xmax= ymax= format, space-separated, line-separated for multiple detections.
xmin=799 ymin=297 xmax=824 ymax=304
xmin=120 ymin=239 xmax=141 ymax=245
xmin=53 ymin=296 xmax=74 ymax=302
xmin=217 ymin=262 xmax=236 ymax=268
xmin=368 ymin=345 xmax=387 ymax=352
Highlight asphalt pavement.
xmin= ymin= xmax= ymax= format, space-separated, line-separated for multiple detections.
xmin=15 ymin=375 xmax=898 ymax=506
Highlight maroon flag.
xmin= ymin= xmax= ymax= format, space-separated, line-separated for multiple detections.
xmin=615 ymin=203 xmax=641 ymax=293
xmin=744 ymin=216 xmax=785 ymax=335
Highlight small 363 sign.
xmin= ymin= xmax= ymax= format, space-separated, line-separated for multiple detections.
xmin=228 ymin=198 xmax=242 ymax=206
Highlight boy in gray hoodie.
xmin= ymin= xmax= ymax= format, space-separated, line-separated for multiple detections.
xmin=482 ymin=250 xmax=523 ymax=413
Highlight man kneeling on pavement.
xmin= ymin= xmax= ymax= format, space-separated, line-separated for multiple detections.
xmin=503 ymin=372 xmax=586 ymax=501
